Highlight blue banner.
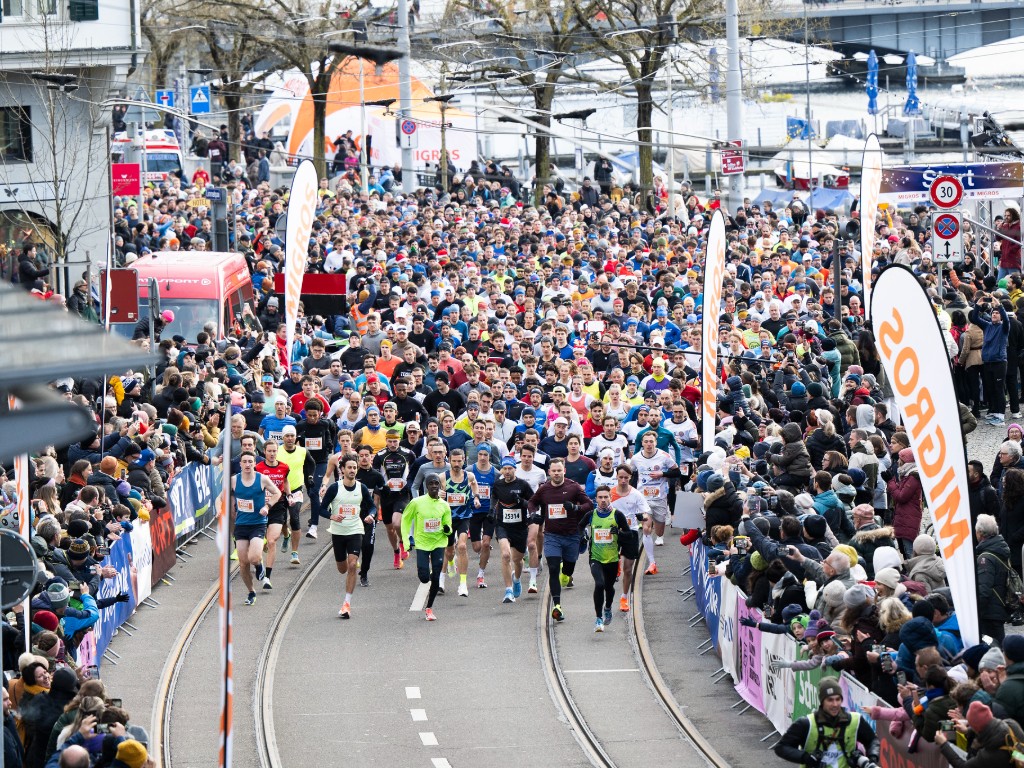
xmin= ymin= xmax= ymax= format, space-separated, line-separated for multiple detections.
xmin=93 ymin=534 xmax=139 ymax=660
xmin=167 ymin=462 xmax=216 ymax=538
xmin=879 ymin=162 xmax=1024 ymax=204
xmin=690 ymin=539 xmax=722 ymax=647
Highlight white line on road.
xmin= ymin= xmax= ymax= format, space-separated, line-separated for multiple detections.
xmin=406 ymin=686 xmax=421 ymax=699
xmin=431 ymin=760 xmax=452 ymax=768
xmin=562 ymin=668 xmax=640 ymax=674
xmin=409 ymin=582 xmax=429 ymax=611
xmin=419 ymin=732 xmax=439 ymax=746
xmin=411 ymin=708 xmax=428 ymax=721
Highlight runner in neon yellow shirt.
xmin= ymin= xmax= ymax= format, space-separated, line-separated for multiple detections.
xmin=401 ymin=474 xmax=452 ymax=621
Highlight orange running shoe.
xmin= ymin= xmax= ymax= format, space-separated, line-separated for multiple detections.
xmin=644 ymin=562 xmax=658 ymax=575
xmin=620 ymin=595 xmax=630 ymax=612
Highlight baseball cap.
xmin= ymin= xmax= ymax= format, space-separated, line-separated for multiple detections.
xmin=552 ymin=417 xmax=569 ymax=426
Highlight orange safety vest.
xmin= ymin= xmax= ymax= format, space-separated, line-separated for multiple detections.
xmin=351 ymin=304 xmax=370 ymax=335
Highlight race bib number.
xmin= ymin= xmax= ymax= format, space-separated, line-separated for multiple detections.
xmin=424 ymin=518 xmax=441 ymax=533
xmin=680 ymin=464 xmax=691 ymax=477
xmin=340 ymin=504 xmax=358 ymax=518
xmin=624 ymin=512 xmax=638 ymax=528
xmin=387 ymin=478 xmax=406 ymax=491
xmin=304 ymin=437 xmax=323 ymax=451
xmin=478 ymin=486 xmax=490 ymax=499
xmin=502 ymin=508 xmax=522 ymax=524
xmin=548 ymin=503 xmax=566 ymax=520
xmin=268 ymin=431 xmax=283 ymax=443
xmin=642 ymin=486 xmax=661 ymax=499
xmin=447 ymin=493 xmax=467 ymax=506
xmin=237 ymin=498 xmax=254 ymax=513
xmin=593 ymin=528 xmax=613 ymax=544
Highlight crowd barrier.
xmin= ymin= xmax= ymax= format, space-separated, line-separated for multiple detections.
xmin=687 ymin=539 xmax=950 ymax=768
xmin=76 ymin=461 xmax=222 ymax=671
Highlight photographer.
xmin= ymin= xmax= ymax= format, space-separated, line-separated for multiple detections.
xmin=776 ymin=677 xmax=879 ymax=768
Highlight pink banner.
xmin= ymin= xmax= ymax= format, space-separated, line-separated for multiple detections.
xmin=283 ymin=160 xmax=319 ymax=365
xmin=734 ymin=601 xmax=764 ymax=711
xmin=701 ymin=211 xmax=726 ymax=449
xmin=859 ymin=134 xmax=883 ymax=317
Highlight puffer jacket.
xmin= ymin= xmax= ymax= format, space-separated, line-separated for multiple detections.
xmin=768 ymin=423 xmax=813 ymax=481
xmin=829 ymin=329 xmax=860 ymax=375
xmin=805 ymin=428 xmax=847 ymax=470
xmin=976 ymin=534 xmax=1012 ymax=625
xmin=850 ymin=524 xmax=896 ymax=579
xmin=888 ymin=467 xmax=924 ymax=541
xmin=704 ymin=482 xmax=743 ymax=530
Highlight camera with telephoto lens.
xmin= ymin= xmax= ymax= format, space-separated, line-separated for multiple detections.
xmin=854 ymin=754 xmax=879 ymax=768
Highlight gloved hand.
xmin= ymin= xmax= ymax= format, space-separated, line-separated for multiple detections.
xmin=802 ymin=752 xmax=822 ymax=768
xmin=740 ymin=616 xmax=758 ymax=628
xmin=769 ymin=442 xmax=784 ymax=455
xmin=824 ymin=653 xmax=848 ymax=667
xmin=530 ymin=513 xmax=543 ymax=526
xmin=564 ymin=502 xmax=578 ymax=513
xmin=441 ymin=525 xmax=452 ymax=536
xmin=114 ymin=593 xmax=131 ymax=603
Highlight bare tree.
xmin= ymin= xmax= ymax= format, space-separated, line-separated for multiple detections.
xmin=570 ymin=0 xmax=718 ymax=192
xmin=140 ymin=0 xmax=188 ymax=90
xmin=0 ymin=12 xmax=110 ymax=288
xmin=437 ymin=0 xmax=594 ymax=204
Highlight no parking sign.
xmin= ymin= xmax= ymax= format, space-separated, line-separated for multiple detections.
xmin=399 ymin=118 xmax=418 ymax=149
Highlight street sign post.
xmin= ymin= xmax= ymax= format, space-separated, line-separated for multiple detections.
xmin=399 ymin=118 xmax=418 ymax=149
xmin=929 ymin=175 xmax=964 ymax=209
xmin=721 ymin=141 xmax=744 ymax=176
xmin=189 ymin=85 xmax=211 ymax=115
xmin=931 ymin=210 xmax=963 ymax=263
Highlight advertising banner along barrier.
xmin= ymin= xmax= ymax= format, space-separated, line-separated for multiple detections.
xmin=870 ymin=266 xmax=977 ymax=646
xmin=701 ymin=211 xmax=726 ymax=449
xmin=284 ymin=159 xmax=319 ymax=365
xmin=859 ymin=134 xmax=883 ymax=317
xmin=734 ymin=601 xmax=764 ymax=709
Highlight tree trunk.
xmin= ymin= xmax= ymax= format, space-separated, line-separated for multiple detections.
xmin=532 ymin=83 xmax=555 ymax=206
xmin=311 ymin=84 xmax=328 ymax=179
xmin=635 ymin=80 xmax=654 ymax=195
xmin=224 ymin=91 xmax=242 ymax=164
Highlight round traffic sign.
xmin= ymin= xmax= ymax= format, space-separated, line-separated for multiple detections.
xmin=401 ymin=119 xmax=417 ymax=135
xmin=934 ymin=213 xmax=960 ymax=240
xmin=929 ymin=175 xmax=963 ymax=209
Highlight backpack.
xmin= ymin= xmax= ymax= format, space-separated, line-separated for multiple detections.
xmin=987 ymin=553 xmax=1024 ymax=626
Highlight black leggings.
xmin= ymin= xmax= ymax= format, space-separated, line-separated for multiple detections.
xmin=359 ymin=520 xmax=376 ymax=578
xmin=590 ymin=560 xmax=618 ymax=617
xmin=546 ymin=555 xmax=577 ymax=604
xmin=416 ymin=547 xmax=444 ymax=608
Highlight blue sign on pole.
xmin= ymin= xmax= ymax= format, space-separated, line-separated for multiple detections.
xmin=155 ymin=89 xmax=175 ymax=109
xmin=189 ymin=85 xmax=211 ymax=115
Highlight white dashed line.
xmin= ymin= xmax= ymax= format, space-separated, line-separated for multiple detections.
xmin=411 ymin=708 xmax=428 ymax=721
xmin=431 ymin=759 xmax=452 ymax=767
xmin=406 ymin=687 xmax=421 ymax=699
xmin=419 ymin=732 xmax=438 ymax=746
xmin=409 ymin=582 xmax=429 ymax=611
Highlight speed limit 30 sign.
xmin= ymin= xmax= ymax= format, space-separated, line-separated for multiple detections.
xmin=929 ymin=175 xmax=964 ymax=209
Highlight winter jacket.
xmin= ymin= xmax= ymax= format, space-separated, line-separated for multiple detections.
xmin=970 ymin=475 xmax=1002 ymax=529
xmin=850 ymin=524 xmax=896 ymax=580
xmin=888 ymin=467 xmax=924 ymax=541
xmin=970 ymin=307 xmax=1010 ymax=364
xmin=960 ymin=323 xmax=985 ymax=369
xmin=805 ymin=428 xmax=847 ymax=470
xmin=977 ymin=534 xmax=1013 ymax=625
xmin=768 ymin=423 xmax=813 ymax=481
xmin=813 ymin=489 xmax=854 ymax=541
xmin=939 ymin=716 xmax=1024 ymax=768
xmin=829 ymin=330 xmax=861 ymax=376
xmin=703 ymin=483 xmax=743 ymax=531
xmin=994 ymin=661 xmax=1024 ymax=729
xmin=906 ymin=552 xmax=947 ymax=592
xmin=769 ymin=570 xmax=808 ymax=622
xmin=1003 ymin=495 xmax=1024 ymax=573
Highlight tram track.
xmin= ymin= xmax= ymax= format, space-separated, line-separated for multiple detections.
xmin=540 ymin=552 xmax=730 ymax=768
xmin=151 ymin=540 xmax=332 ymax=768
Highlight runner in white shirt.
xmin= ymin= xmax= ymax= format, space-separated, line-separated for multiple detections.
xmin=662 ymin=405 xmax=700 ymax=464
xmin=585 ymin=416 xmax=631 ymax=465
xmin=629 ymin=432 xmax=680 ymax=577
xmin=620 ymin=406 xmax=651 ymax=444
xmin=515 ymin=445 xmax=547 ymax=594
xmin=610 ymin=464 xmax=651 ymax=612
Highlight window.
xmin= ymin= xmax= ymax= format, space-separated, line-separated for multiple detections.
xmin=2 ymin=0 xmax=24 ymax=17
xmin=0 ymin=106 xmax=32 ymax=162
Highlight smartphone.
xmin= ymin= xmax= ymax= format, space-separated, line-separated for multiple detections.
xmin=120 ymin=469 xmax=127 ymax=481
xmin=896 ymin=671 xmax=907 ymax=686
xmin=83 ymin=664 xmax=99 ymax=680
xmin=939 ymin=720 xmax=954 ymax=732
xmin=96 ymin=724 xmax=110 ymax=734
xmin=96 ymin=547 xmax=110 ymax=559
xmin=109 ymin=698 xmax=122 ymax=708
xmin=68 ymin=580 xmax=81 ymax=591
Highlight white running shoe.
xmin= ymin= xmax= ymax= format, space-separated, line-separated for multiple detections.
xmin=458 ymin=582 xmax=469 ymax=597
xmin=306 ymin=525 xmax=318 ymax=539
xmin=654 ymin=536 xmax=665 ymax=546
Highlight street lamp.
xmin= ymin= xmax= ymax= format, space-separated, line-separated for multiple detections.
xmin=328 ymin=42 xmax=403 ymax=190
xmin=424 ymin=92 xmax=456 ymax=194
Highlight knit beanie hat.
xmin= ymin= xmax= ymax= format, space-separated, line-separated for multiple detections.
xmin=979 ymin=647 xmax=1006 ymax=671
xmin=1003 ymin=634 xmax=1024 ymax=664
xmin=749 ymin=551 xmax=768 ymax=571
xmin=843 ymin=583 xmax=874 ymax=608
xmin=794 ymin=493 xmax=816 ymax=513
xmin=116 ymin=740 xmax=148 ymax=768
xmin=913 ymin=534 xmax=937 ymax=556
xmin=818 ymin=676 xmax=842 ymax=701
xmin=966 ymin=701 xmax=994 ymax=734
xmin=834 ymin=544 xmax=858 ymax=567
xmin=803 ymin=514 xmax=828 ymax=540
xmin=898 ymin=447 xmax=915 ymax=464
xmin=961 ymin=643 xmax=991 ymax=673
xmin=821 ymin=581 xmax=847 ymax=608
xmin=875 ymin=567 xmax=901 ymax=590
xmin=873 ymin=546 xmax=903 ymax=575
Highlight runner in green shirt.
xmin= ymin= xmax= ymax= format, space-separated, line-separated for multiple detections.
xmin=401 ymin=474 xmax=453 ymax=621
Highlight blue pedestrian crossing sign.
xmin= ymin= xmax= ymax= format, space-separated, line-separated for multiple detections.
xmin=155 ymin=89 xmax=175 ymax=109
xmin=189 ymin=85 xmax=211 ymax=115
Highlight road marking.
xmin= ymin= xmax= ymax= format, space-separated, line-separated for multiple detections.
xmin=409 ymin=582 xmax=429 ymax=611
xmin=562 ymin=668 xmax=641 ymax=674
xmin=419 ymin=732 xmax=438 ymax=746
xmin=411 ymin=708 xmax=428 ymax=721
xmin=431 ymin=760 xmax=452 ymax=768
xmin=406 ymin=687 xmax=421 ymax=699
